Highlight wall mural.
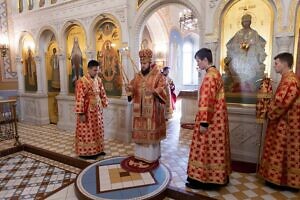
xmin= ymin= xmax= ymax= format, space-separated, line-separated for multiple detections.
xmin=96 ymin=20 xmax=122 ymax=97
xmin=66 ymin=25 xmax=86 ymax=94
xmin=22 ymin=37 xmax=37 ymax=92
xmin=46 ymin=41 xmax=60 ymax=92
xmin=46 ymin=41 xmax=59 ymax=124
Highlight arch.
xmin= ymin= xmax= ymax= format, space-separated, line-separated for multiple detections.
xmin=38 ymin=29 xmax=58 ymax=93
xmin=89 ymin=13 xmax=123 ymax=51
xmin=62 ymin=20 xmax=88 ymax=94
xmin=17 ymin=31 xmax=35 ymax=57
xmin=60 ymin=20 xmax=87 ymax=52
xmin=36 ymin=26 xmax=59 ymax=53
xmin=213 ymin=0 xmax=278 ymax=40
xmin=146 ymin=12 xmax=169 ymax=60
xmin=132 ymin=0 xmax=204 ymax=66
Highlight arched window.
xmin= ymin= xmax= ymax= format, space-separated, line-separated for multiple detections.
xmin=182 ymin=41 xmax=198 ymax=85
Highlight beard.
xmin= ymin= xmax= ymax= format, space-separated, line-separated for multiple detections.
xmin=141 ymin=66 xmax=150 ymax=76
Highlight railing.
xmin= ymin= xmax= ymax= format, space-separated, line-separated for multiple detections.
xmin=0 ymin=99 xmax=20 ymax=146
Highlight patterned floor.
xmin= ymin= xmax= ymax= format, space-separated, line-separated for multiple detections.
xmin=0 ymin=151 xmax=79 ymax=200
xmin=0 ymin=115 xmax=299 ymax=200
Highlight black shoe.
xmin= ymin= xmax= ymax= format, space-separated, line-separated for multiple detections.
xmin=79 ymin=155 xmax=98 ymax=160
xmin=185 ymin=182 xmax=202 ymax=189
xmin=98 ymin=152 xmax=106 ymax=156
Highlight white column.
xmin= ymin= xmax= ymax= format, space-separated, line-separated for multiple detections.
xmin=34 ymin=56 xmax=43 ymax=94
xmin=16 ymin=56 xmax=25 ymax=94
xmin=272 ymin=36 xmax=294 ymax=84
xmin=22 ymin=0 xmax=28 ymax=12
xmin=32 ymin=0 xmax=39 ymax=9
xmin=44 ymin=0 xmax=50 ymax=7
xmin=58 ymin=53 xmax=68 ymax=95
xmin=85 ymin=50 xmax=96 ymax=62
xmin=276 ymin=36 xmax=294 ymax=53
xmin=205 ymin=41 xmax=219 ymax=67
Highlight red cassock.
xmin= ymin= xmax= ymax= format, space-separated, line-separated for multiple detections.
xmin=259 ymin=71 xmax=300 ymax=189
xmin=187 ymin=67 xmax=231 ymax=184
xmin=75 ymin=74 xmax=108 ymax=156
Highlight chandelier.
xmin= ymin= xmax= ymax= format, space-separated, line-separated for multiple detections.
xmin=179 ymin=9 xmax=198 ymax=31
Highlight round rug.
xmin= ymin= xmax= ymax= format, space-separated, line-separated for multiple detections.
xmin=120 ymin=156 xmax=159 ymax=173
xmin=75 ymin=156 xmax=171 ymax=200
xmin=181 ymin=123 xmax=195 ymax=130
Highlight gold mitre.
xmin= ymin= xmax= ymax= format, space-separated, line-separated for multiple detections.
xmin=139 ymin=48 xmax=153 ymax=63
xmin=242 ymin=14 xmax=252 ymax=22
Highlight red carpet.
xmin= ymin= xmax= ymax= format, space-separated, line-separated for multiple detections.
xmin=120 ymin=156 xmax=159 ymax=173
xmin=180 ymin=123 xmax=194 ymax=130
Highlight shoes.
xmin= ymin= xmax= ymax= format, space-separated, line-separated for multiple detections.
xmin=265 ymin=181 xmax=299 ymax=192
xmin=186 ymin=176 xmax=229 ymax=189
xmin=79 ymin=152 xmax=105 ymax=160
xmin=98 ymin=152 xmax=106 ymax=156
xmin=185 ymin=182 xmax=202 ymax=189
xmin=79 ymin=155 xmax=98 ymax=160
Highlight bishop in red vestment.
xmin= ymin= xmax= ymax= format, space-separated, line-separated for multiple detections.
xmin=186 ymin=48 xmax=231 ymax=189
xmin=125 ymin=49 xmax=167 ymax=163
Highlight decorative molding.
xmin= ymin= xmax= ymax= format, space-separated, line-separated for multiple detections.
xmin=115 ymin=8 xmax=126 ymax=23
xmin=275 ymin=36 xmax=294 ymax=53
xmin=209 ymin=0 xmax=219 ymax=8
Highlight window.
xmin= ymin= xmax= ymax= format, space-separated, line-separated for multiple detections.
xmin=182 ymin=41 xmax=198 ymax=85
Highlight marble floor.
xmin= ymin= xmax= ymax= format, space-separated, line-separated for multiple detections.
xmin=0 ymin=113 xmax=299 ymax=200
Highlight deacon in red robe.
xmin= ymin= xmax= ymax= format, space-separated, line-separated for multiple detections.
xmin=259 ymin=52 xmax=300 ymax=189
xmin=186 ymin=48 xmax=231 ymax=189
xmin=75 ymin=60 xmax=108 ymax=158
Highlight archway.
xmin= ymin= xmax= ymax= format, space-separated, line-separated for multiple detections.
xmin=39 ymin=29 xmax=59 ymax=124
xmin=20 ymin=34 xmax=37 ymax=92
xmin=134 ymin=1 xmax=202 ymax=92
xmin=63 ymin=22 xmax=87 ymax=94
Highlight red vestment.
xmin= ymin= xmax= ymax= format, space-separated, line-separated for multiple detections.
xmin=259 ymin=71 xmax=300 ymax=189
xmin=75 ymin=74 xmax=108 ymax=156
xmin=128 ymin=64 xmax=167 ymax=144
xmin=187 ymin=67 xmax=231 ymax=184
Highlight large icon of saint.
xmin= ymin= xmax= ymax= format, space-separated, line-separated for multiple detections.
xmin=225 ymin=14 xmax=267 ymax=93
xmin=70 ymin=37 xmax=83 ymax=87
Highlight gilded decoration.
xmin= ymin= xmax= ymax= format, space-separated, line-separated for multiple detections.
xmin=66 ymin=25 xmax=86 ymax=94
xmin=96 ymin=20 xmax=122 ymax=97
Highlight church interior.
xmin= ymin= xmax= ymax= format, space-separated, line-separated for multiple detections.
xmin=0 ymin=0 xmax=300 ymax=199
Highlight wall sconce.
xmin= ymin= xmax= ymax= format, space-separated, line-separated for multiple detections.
xmin=0 ymin=34 xmax=9 ymax=57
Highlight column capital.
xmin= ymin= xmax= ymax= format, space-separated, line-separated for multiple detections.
xmin=34 ymin=55 xmax=41 ymax=63
xmin=275 ymin=36 xmax=294 ymax=53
